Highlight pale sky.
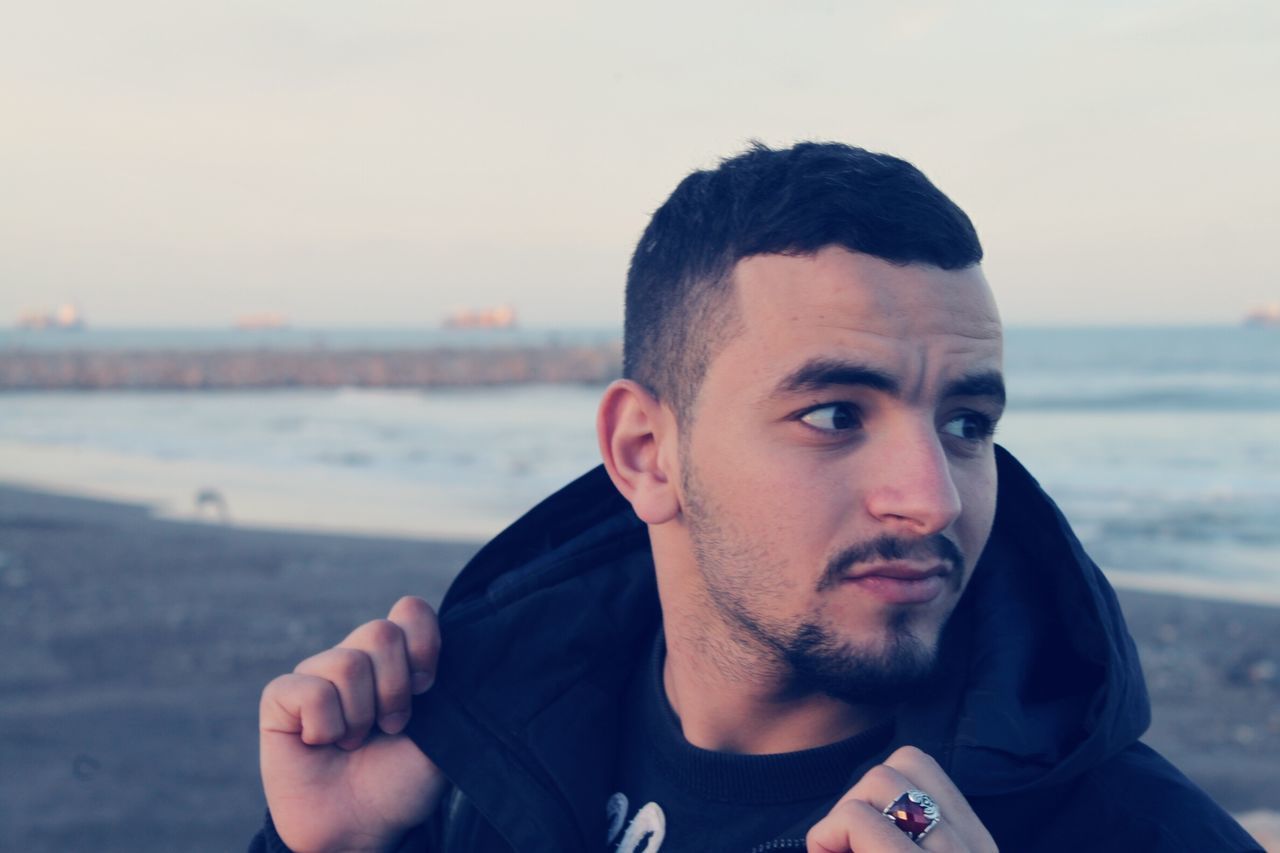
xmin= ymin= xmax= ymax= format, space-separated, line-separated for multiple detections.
xmin=3 ymin=0 xmax=1277 ymax=328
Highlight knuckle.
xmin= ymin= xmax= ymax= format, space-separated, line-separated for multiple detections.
xmin=826 ymin=800 xmax=862 ymax=824
xmin=265 ymin=673 xmax=337 ymax=716
xmin=886 ymin=744 xmax=943 ymax=780
xmin=291 ymin=652 xmax=322 ymax=675
xmin=397 ymin=596 xmax=440 ymax=637
xmin=297 ymin=674 xmax=336 ymax=705
xmin=804 ymin=820 xmax=830 ymax=845
xmin=861 ymin=764 xmax=899 ymax=787
xmin=330 ymin=647 xmax=370 ymax=680
xmin=262 ymin=673 xmax=293 ymax=698
xmin=361 ymin=618 xmax=404 ymax=647
xmin=260 ymin=674 xmax=300 ymax=716
xmin=293 ymin=647 xmax=366 ymax=682
xmin=889 ymin=744 xmax=928 ymax=764
xmin=838 ymin=800 xmax=868 ymax=820
xmin=805 ymin=801 xmax=864 ymax=848
xmin=393 ymin=595 xmax=435 ymax=620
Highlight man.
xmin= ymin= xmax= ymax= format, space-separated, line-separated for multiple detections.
xmin=252 ymin=143 xmax=1261 ymax=852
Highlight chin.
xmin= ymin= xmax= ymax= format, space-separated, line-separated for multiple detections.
xmin=781 ymin=617 xmax=943 ymax=706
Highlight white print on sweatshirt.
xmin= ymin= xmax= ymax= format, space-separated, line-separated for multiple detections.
xmin=607 ymin=792 xmax=666 ymax=852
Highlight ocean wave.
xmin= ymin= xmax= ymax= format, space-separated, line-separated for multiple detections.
xmin=1014 ymin=389 xmax=1280 ymax=411
xmin=1008 ymin=370 xmax=1280 ymax=411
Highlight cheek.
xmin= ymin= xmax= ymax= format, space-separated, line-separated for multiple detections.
xmin=751 ymin=460 xmax=859 ymax=569
xmin=700 ymin=442 xmax=850 ymax=548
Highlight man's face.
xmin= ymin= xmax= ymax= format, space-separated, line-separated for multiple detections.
xmin=676 ymin=247 xmax=1004 ymax=703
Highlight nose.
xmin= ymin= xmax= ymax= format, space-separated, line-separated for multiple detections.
xmin=863 ymin=421 xmax=962 ymax=537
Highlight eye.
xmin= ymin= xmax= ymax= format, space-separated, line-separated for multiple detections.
xmin=941 ymin=412 xmax=996 ymax=441
xmin=799 ymin=403 xmax=861 ymax=432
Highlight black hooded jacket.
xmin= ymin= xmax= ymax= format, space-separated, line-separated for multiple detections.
xmin=254 ymin=446 xmax=1261 ymax=852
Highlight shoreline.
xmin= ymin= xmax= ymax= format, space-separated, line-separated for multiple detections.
xmin=0 ymin=441 xmax=517 ymax=542
xmin=1 ymin=483 xmax=1276 ymax=851
xmin=4 ymin=468 xmax=1277 ymax=607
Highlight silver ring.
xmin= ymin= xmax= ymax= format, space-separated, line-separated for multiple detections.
xmin=882 ymin=788 xmax=941 ymax=842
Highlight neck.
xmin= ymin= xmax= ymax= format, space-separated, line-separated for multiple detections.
xmin=658 ymin=593 xmax=891 ymax=755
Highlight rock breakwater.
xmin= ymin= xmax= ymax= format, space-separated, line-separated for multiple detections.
xmin=0 ymin=344 xmax=622 ymax=390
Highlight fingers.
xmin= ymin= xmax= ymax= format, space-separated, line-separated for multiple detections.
xmin=260 ymin=596 xmax=441 ymax=751
xmin=339 ymin=619 xmax=414 ymax=737
xmin=810 ymin=747 xmax=997 ymax=853
xmin=387 ymin=595 xmax=441 ymax=694
xmin=825 ymin=762 xmax=965 ymax=851
xmin=293 ymin=645 xmax=380 ymax=748
xmin=881 ymin=747 xmax=996 ymax=852
xmin=336 ymin=596 xmax=440 ymax=738
xmin=807 ymin=795 xmax=920 ymax=852
xmin=260 ymin=672 xmax=348 ymax=744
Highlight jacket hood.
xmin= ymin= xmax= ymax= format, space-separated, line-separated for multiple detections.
xmin=407 ymin=445 xmax=1150 ymax=850
xmin=896 ymin=446 xmax=1150 ymax=796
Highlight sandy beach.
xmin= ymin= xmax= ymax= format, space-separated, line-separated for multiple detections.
xmin=1 ymin=483 xmax=1275 ymax=852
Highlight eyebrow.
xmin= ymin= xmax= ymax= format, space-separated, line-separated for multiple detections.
xmin=943 ymin=371 xmax=1006 ymax=407
xmin=772 ymin=358 xmax=1005 ymax=406
xmin=774 ymin=358 xmax=900 ymax=396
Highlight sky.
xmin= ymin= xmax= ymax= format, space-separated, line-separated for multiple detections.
xmin=2 ymin=0 xmax=1278 ymax=328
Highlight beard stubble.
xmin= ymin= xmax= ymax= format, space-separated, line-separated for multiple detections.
xmin=681 ymin=457 xmax=964 ymax=706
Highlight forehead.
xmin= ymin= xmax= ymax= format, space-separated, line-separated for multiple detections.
xmin=709 ymin=247 xmax=1002 ymax=396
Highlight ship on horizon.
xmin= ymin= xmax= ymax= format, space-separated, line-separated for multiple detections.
xmin=1243 ymin=303 xmax=1280 ymax=327
xmin=15 ymin=302 xmax=85 ymax=331
xmin=443 ymin=304 xmax=517 ymax=330
xmin=234 ymin=313 xmax=289 ymax=330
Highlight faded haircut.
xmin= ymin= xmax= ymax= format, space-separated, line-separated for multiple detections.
xmin=622 ymin=141 xmax=983 ymax=421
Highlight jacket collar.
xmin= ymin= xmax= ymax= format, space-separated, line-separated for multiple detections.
xmin=407 ymin=446 xmax=1150 ymax=850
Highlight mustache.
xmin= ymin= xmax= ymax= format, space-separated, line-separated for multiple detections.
xmin=817 ymin=534 xmax=966 ymax=592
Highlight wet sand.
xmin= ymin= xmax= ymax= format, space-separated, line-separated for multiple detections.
xmin=1 ymin=484 xmax=1275 ymax=851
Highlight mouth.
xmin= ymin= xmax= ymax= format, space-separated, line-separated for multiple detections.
xmin=839 ymin=561 xmax=952 ymax=605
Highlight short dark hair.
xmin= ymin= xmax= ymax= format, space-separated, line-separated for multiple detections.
xmin=622 ymin=141 xmax=983 ymax=420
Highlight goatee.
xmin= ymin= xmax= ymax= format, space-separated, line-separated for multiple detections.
xmin=780 ymin=614 xmax=943 ymax=706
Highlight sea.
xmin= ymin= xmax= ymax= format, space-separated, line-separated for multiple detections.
xmin=1 ymin=325 xmax=1277 ymax=603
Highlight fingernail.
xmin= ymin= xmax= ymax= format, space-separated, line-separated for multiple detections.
xmin=411 ymin=671 xmax=435 ymax=694
xmin=381 ymin=711 xmax=410 ymax=734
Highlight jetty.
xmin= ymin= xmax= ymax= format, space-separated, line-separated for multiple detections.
xmin=0 ymin=343 xmax=621 ymax=390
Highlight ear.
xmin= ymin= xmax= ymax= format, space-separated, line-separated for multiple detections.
xmin=597 ymin=379 xmax=681 ymax=525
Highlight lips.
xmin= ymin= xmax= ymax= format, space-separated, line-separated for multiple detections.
xmin=849 ymin=561 xmax=948 ymax=581
xmin=840 ymin=561 xmax=952 ymax=605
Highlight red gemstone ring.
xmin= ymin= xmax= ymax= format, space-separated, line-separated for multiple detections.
xmin=882 ymin=789 xmax=941 ymax=843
